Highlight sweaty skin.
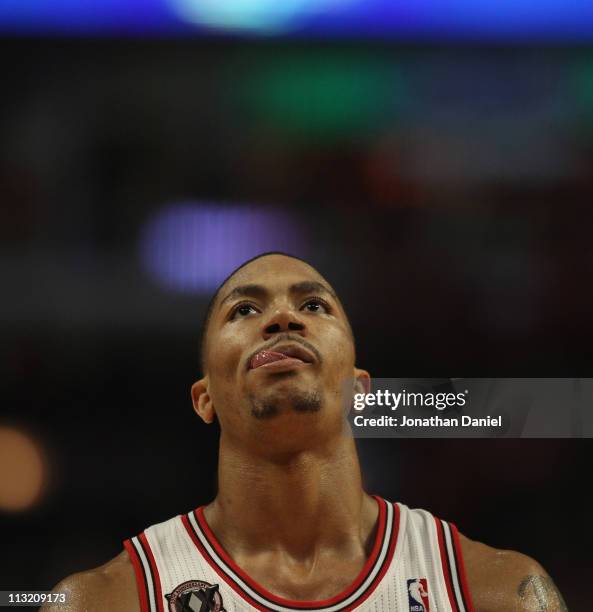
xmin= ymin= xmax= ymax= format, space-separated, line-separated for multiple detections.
xmin=42 ymin=255 xmax=568 ymax=612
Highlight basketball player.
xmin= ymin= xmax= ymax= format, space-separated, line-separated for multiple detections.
xmin=44 ymin=253 xmax=568 ymax=611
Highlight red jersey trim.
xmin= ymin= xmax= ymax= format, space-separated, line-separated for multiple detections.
xmin=433 ymin=518 xmax=458 ymax=612
xmin=183 ymin=495 xmax=397 ymax=611
xmin=449 ymin=523 xmax=475 ymax=612
xmin=195 ymin=495 xmax=386 ymax=608
xmin=123 ymin=538 xmax=150 ymax=612
xmin=139 ymin=532 xmax=165 ymax=612
xmin=350 ymin=502 xmax=399 ymax=611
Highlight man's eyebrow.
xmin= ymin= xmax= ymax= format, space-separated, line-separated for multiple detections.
xmin=219 ymin=284 xmax=268 ymax=307
xmin=218 ymin=281 xmax=337 ymax=309
xmin=288 ymin=281 xmax=337 ymax=300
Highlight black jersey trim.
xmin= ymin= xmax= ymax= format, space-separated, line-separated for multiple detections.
xmin=124 ymin=538 xmax=151 ymax=612
xmin=132 ymin=535 xmax=158 ymax=612
xmin=445 ymin=521 xmax=470 ymax=612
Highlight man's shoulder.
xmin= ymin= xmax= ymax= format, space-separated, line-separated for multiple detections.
xmin=459 ymin=533 xmax=568 ymax=612
xmin=41 ymin=551 xmax=139 ymax=612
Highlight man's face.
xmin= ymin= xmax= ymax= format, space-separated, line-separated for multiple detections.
xmin=194 ymin=255 xmax=365 ymax=447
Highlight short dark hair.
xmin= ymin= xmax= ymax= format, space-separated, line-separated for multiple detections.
xmin=198 ymin=251 xmax=354 ymax=375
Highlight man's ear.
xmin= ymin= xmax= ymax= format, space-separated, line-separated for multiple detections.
xmin=353 ymin=367 xmax=371 ymax=395
xmin=191 ymin=377 xmax=216 ymax=424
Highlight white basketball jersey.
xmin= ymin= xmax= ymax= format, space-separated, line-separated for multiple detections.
xmin=124 ymin=497 xmax=474 ymax=612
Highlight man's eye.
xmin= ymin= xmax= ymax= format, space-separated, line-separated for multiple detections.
xmin=302 ymin=298 xmax=329 ymax=313
xmin=231 ymin=303 xmax=258 ymax=319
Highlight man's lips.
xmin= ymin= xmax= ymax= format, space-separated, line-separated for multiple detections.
xmin=249 ymin=345 xmax=315 ymax=370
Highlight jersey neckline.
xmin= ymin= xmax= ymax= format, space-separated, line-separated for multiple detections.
xmin=181 ymin=495 xmax=400 ymax=611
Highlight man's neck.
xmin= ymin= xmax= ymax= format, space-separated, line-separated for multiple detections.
xmin=203 ymin=433 xmax=378 ymax=563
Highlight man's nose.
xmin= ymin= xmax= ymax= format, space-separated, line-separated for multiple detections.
xmin=262 ymin=307 xmax=305 ymax=339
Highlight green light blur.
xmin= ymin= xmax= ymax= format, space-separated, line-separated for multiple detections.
xmin=573 ymin=58 xmax=593 ymax=126
xmin=240 ymin=52 xmax=405 ymax=140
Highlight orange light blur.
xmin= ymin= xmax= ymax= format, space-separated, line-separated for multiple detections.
xmin=0 ymin=426 xmax=45 ymax=512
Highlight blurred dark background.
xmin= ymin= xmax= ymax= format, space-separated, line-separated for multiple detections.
xmin=2 ymin=11 xmax=593 ymax=610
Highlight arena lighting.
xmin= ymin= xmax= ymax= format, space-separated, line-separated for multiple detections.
xmin=0 ymin=426 xmax=46 ymax=512
xmin=140 ymin=203 xmax=307 ymax=293
xmin=168 ymin=0 xmax=358 ymax=33
xmin=1 ymin=0 xmax=593 ymax=38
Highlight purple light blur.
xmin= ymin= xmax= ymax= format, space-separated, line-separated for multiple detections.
xmin=140 ymin=203 xmax=307 ymax=293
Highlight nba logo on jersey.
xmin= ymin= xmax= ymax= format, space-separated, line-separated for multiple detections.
xmin=407 ymin=578 xmax=430 ymax=612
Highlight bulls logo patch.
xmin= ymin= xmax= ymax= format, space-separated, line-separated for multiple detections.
xmin=407 ymin=578 xmax=430 ymax=612
xmin=165 ymin=580 xmax=224 ymax=612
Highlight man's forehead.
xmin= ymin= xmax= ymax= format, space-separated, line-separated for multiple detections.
xmin=218 ymin=256 xmax=332 ymax=299
xmin=230 ymin=255 xmax=325 ymax=285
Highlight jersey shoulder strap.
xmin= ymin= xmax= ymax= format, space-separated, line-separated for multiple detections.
xmin=124 ymin=524 xmax=167 ymax=612
xmin=398 ymin=503 xmax=475 ymax=612
xmin=124 ymin=512 xmax=225 ymax=612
